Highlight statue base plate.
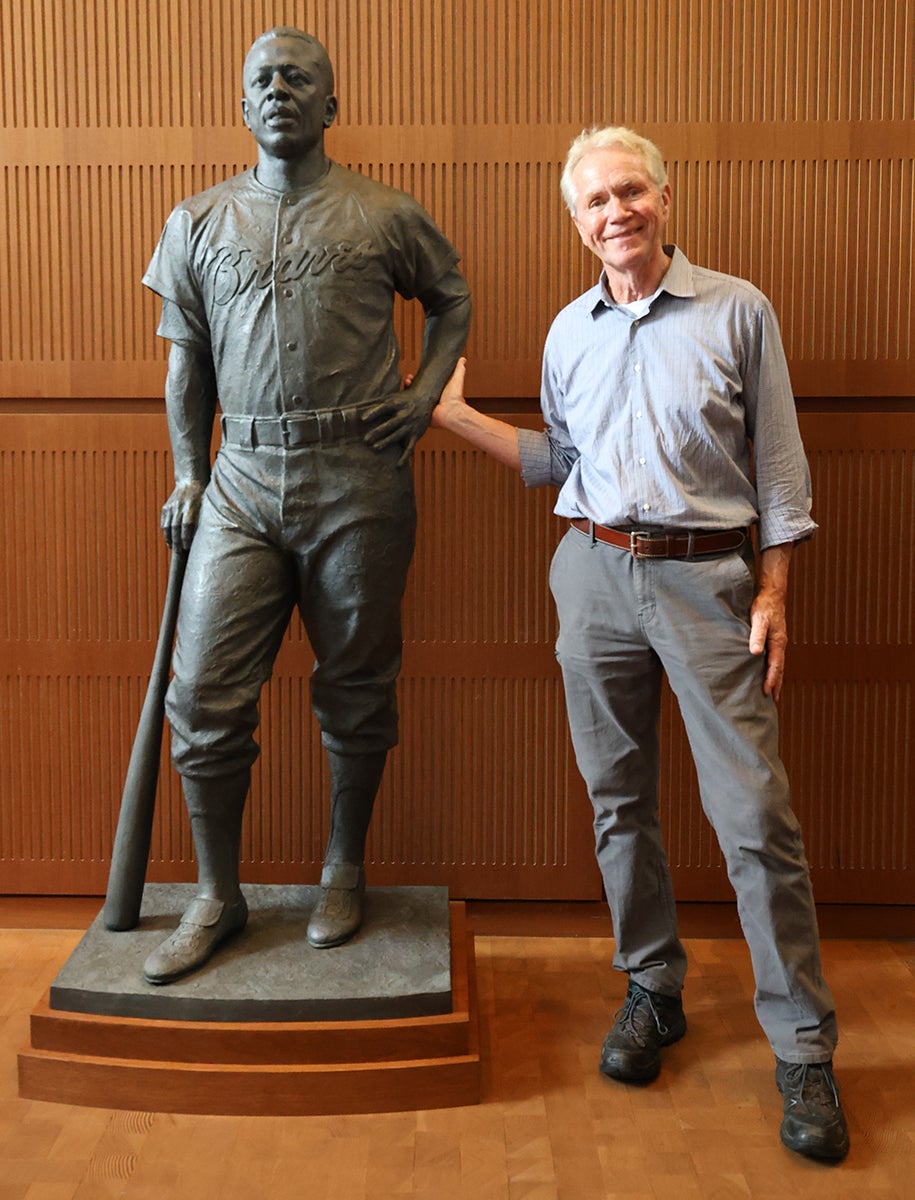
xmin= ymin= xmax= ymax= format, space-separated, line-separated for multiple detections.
xmin=48 ymin=882 xmax=453 ymax=1023
xmin=18 ymin=888 xmax=480 ymax=1115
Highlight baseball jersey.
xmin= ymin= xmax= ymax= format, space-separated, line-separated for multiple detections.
xmin=143 ymin=162 xmax=460 ymax=416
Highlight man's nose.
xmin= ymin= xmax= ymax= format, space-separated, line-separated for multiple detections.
xmin=606 ymin=196 xmax=628 ymax=222
xmin=267 ymin=72 xmax=290 ymax=97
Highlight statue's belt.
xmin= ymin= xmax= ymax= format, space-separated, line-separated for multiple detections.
xmin=220 ymin=406 xmax=372 ymax=449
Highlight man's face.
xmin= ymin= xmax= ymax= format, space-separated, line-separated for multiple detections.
xmin=241 ymin=36 xmax=337 ymax=160
xmin=571 ymin=147 xmax=671 ymax=280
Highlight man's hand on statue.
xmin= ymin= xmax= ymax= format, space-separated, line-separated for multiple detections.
xmin=361 ymin=389 xmax=436 ymax=466
xmin=161 ymin=481 xmax=205 ymax=551
xmin=429 ymin=358 xmax=467 ymax=429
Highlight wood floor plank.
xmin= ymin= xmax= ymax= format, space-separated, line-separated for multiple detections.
xmin=3 ymin=927 xmax=915 ymax=1197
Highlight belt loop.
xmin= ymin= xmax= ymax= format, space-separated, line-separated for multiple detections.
xmin=686 ymin=530 xmax=695 ymax=561
xmin=588 ymin=519 xmax=596 ymax=547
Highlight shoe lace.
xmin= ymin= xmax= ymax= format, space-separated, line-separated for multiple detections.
xmin=613 ymin=988 xmax=671 ymax=1044
xmin=783 ymin=1062 xmax=841 ymax=1109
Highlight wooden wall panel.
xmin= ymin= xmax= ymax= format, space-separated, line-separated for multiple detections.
xmin=0 ymin=415 xmax=596 ymax=899
xmin=1 ymin=0 xmax=913 ymax=396
xmin=2 ymin=414 xmax=913 ymax=902
xmin=1 ymin=2 xmax=913 ymax=903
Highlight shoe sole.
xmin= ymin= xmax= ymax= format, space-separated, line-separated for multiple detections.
xmin=780 ymin=1126 xmax=850 ymax=1161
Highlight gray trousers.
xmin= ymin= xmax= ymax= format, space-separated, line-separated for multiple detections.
xmin=550 ymin=526 xmax=838 ymax=1063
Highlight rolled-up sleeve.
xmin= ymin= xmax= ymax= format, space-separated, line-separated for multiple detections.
xmin=743 ymin=299 xmax=818 ymax=549
xmin=518 ymin=426 xmax=580 ymax=488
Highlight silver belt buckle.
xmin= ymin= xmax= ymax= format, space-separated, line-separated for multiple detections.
xmin=631 ymin=531 xmax=675 ymax=558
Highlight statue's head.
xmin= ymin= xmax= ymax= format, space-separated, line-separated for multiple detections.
xmin=241 ymin=28 xmax=337 ymax=161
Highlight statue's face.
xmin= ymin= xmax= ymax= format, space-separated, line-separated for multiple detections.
xmin=241 ymin=36 xmax=337 ymax=160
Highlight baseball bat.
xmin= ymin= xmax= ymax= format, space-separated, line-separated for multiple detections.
xmin=103 ymin=546 xmax=188 ymax=931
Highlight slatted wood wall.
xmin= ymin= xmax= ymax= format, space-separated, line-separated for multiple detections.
xmin=1 ymin=0 xmax=913 ymax=901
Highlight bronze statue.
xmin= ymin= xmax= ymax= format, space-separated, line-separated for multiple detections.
xmin=139 ymin=27 xmax=470 ymax=985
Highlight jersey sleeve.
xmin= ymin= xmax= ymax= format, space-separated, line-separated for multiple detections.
xmin=371 ymin=193 xmax=460 ymax=300
xmin=142 ymin=207 xmax=211 ymax=350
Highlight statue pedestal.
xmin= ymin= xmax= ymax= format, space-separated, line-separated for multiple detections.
xmin=18 ymin=884 xmax=481 ymax=1115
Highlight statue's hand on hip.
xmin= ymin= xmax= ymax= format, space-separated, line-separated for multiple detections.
xmin=361 ymin=387 xmax=435 ymax=467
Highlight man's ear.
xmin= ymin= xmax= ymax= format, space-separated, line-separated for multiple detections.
xmin=241 ymin=97 xmax=251 ymax=130
xmin=323 ymin=95 xmax=338 ymax=128
xmin=660 ymin=182 xmax=672 ymax=219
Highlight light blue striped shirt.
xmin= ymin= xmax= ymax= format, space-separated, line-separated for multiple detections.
xmin=517 ymin=246 xmax=816 ymax=550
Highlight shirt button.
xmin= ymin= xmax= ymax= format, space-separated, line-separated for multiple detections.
xmin=286 ymin=341 xmax=298 ymax=351
xmin=285 ymin=197 xmax=296 ymax=206
xmin=284 ymin=235 xmax=294 ymax=244
xmin=635 ymin=410 xmax=643 ymax=419
xmin=283 ymin=288 xmax=293 ymax=298
xmin=642 ymin=503 xmax=651 ymax=512
xmin=634 ymin=363 xmax=642 ymax=373
xmin=291 ymin=394 xmax=304 ymax=404
xmin=639 ymin=456 xmax=646 ymax=465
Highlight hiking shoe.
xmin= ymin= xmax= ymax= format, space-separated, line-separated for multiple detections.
xmin=775 ymin=1058 xmax=850 ymax=1160
xmin=599 ymin=979 xmax=687 ymax=1083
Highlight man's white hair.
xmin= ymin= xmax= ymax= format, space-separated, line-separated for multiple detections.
xmin=560 ymin=126 xmax=668 ymax=214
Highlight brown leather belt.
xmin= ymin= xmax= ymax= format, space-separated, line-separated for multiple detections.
xmin=570 ymin=518 xmax=747 ymax=559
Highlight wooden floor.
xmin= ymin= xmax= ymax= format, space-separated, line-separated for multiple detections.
xmin=2 ymin=921 xmax=914 ymax=1198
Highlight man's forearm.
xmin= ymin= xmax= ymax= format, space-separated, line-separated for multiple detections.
xmin=434 ymin=395 xmax=522 ymax=472
xmin=757 ymin=541 xmax=794 ymax=598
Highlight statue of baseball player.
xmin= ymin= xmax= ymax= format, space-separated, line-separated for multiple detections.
xmin=141 ymin=26 xmax=470 ymax=984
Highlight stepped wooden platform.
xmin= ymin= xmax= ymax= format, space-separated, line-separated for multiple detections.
xmin=19 ymin=900 xmax=480 ymax=1115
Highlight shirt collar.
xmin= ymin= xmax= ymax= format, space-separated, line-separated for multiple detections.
xmin=590 ymin=245 xmax=695 ymax=316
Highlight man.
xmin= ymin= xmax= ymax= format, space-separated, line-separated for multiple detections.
xmin=140 ymin=28 xmax=470 ymax=985
xmin=432 ymin=126 xmax=848 ymax=1161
